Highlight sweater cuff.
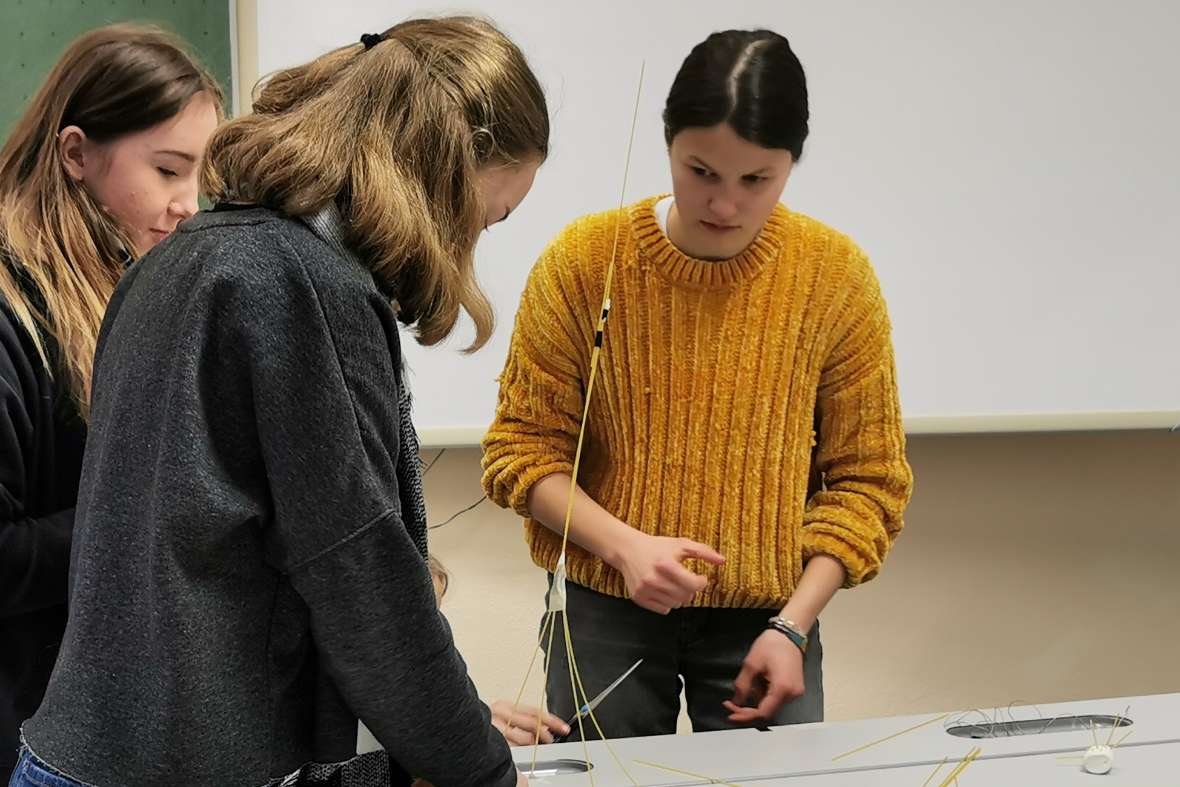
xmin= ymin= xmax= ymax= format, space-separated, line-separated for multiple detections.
xmin=508 ymin=458 xmax=574 ymax=518
xmin=800 ymin=528 xmax=882 ymax=588
xmin=482 ymin=453 xmax=574 ymax=519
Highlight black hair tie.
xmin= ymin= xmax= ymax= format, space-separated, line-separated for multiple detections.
xmin=360 ymin=33 xmax=383 ymax=50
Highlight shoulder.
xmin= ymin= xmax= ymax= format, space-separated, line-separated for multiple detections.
xmin=786 ymin=209 xmax=883 ymax=299
xmin=555 ymin=195 xmax=661 ymax=250
xmin=787 ymin=211 xmax=870 ymax=269
xmin=167 ymin=208 xmax=385 ymax=318
xmin=527 ymin=196 xmax=660 ymax=300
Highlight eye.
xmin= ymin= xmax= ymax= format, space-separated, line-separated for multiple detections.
xmin=742 ymin=174 xmax=768 ymax=184
xmin=690 ymin=166 xmax=716 ymax=179
xmin=157 ymin=167 xmax=178 ymax=178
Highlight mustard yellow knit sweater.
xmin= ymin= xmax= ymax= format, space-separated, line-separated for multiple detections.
xmin=482 ymin=196 xmax=913 ymax=608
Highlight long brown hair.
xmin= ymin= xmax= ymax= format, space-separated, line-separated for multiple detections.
xmin=0 ymin=23 xmax=223 ymax=417
xmin=202 ymin=16 xmax=549 ymax=351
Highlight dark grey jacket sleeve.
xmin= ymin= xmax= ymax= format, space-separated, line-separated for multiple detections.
xmin=239 ymin=235 xmax=516 ymax=787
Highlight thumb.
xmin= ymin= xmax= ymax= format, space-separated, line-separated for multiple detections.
xmin=731 ymin=662 xmax=755 ymax=706
xmin=679 ymin=540 xmax=725 ymax=566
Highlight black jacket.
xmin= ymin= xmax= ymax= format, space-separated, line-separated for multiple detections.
xmin=0 ymin=284 xmax=86 ymax=779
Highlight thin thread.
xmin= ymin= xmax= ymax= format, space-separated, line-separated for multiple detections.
xmin=831 ymin=713 xmax=950 ymax=762
xmin=633 ymin=759 xmax=743 ymax=787
xmin=427 ymin=495 xmax=485 ymax=529
xmin=421 ymin=448 xmax=446 ymax=476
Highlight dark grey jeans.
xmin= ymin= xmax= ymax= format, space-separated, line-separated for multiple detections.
xmin=542 ymin=578 xmax=823 ymax=739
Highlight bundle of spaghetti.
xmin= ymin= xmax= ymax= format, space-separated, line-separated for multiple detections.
xmin=936 ymin=746 xmax=982 ymax=787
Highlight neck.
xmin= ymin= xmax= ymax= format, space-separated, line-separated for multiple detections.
xmin=666 ymin=202 xmax=758 ymax=261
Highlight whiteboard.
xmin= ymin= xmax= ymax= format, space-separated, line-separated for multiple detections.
xmin=252 ymin=0 xmax=1180 ymax=443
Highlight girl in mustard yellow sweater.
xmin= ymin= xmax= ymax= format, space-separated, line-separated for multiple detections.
xmin=483 ymin=29 xmax=913 ymax=738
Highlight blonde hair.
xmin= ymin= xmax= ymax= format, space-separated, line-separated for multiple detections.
xmin=202 ymin=16 xmax=549 ymax=351
xmin=0 ymin=23 xmax=223 ymax=417
xmin=428 ymin=555 xmax=450 ymax=603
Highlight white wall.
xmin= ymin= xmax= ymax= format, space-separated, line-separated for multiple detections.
xmin=249 ymin=0 xmax=1180 ymax=440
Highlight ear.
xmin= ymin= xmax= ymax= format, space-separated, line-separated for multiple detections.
xmin=58 ymin=125 xmax=89 ymax=182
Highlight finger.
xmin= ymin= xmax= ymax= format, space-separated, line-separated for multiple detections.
xmin=635 ymin=593 xmax=673 ymax=615
xmin=751 ymin=685 xmax=792 ymax=721
xmin=507 ymin=713 xmax=544 ymax=739
xmin=505 ymin=706 xmax=540 ymax=725
xmin=509 ymin=709 xmax=557 ymax=744
xmin=726 ymin=697 xmax=773 ymax=725
xmin=646 ymin=589 xmax=683 ymax=611
xmin=513 ymin=703 xmax=553 ymax=723
xmin=654 ymin=560 xmax=708 ymax=593
xmin=727 ymin=705 xmax=766 ymax=724
xmin=504 ymin=725 xmax=536 ymax=746
xmin=731 ymin=663 xmax=756 ymax=706
xmin=678 ymin=540 xmax=726 ymax=566
xmin=543 ymin=710 xmax=573 ymax=737
xmin=637 ymin=573 xmax=693 ymax=606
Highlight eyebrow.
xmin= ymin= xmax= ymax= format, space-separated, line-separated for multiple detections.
xmin=689 ymin=155 xmax=772 ymax=177
xmin=156 ymin=149 xmax=197 ymax=163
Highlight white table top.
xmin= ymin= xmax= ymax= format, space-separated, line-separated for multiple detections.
xmin=733 ymin=740 xmax=1180 ymax=786
xmin=520 ymin=692 xmax=1180 ymax=786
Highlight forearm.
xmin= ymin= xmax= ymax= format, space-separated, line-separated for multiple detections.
xmin=526 ymin=473 xmax=637 ymax=567
xmin=778 ymin=554 xmax=846 ymax=631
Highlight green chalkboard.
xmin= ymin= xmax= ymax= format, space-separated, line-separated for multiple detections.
xmin=0 ymin=0 xmax=232 ymax=138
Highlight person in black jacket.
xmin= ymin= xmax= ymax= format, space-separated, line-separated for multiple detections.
xmin=0 ymin=24 xmax=221 ymax=781
xmin=18 ymin=17 xmax=548 ymax=787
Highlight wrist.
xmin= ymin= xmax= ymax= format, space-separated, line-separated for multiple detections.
xmin=779 ymin=614 xmax=815 ymax=633
xmin=601 ymin=519 xmax=643 ymax=569
xmin=767 ymin=616 xmax=809 ymax=654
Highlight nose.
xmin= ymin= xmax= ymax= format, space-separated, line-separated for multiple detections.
xmin=708 ymin=192 xmax=739 ymax=222
xmin=170 ymin=189 xmax=199 ymax=222
xmin=703 ymin=184 xmax=741 ymax=221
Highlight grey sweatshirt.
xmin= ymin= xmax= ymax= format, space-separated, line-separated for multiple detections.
xmin=22 ymin=206 xmax=516 ymax=787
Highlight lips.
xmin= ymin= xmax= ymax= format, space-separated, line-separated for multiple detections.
xmin=700 ymin=220 xmax=739 ymax=233
xmin=149 ymin=228 xmax=172 ymax=241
